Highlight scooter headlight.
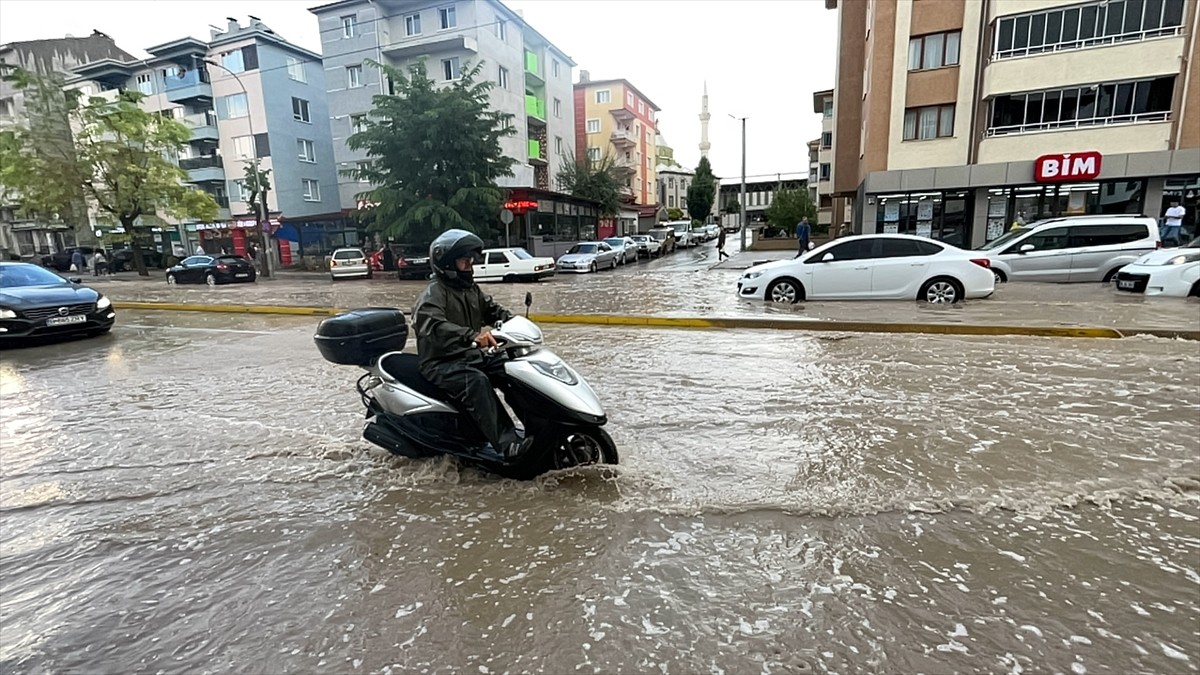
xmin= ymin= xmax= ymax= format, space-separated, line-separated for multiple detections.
xmin=527 ymin=353 xmax=578 ymax=385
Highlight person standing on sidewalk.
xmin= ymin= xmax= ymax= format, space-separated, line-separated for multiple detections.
xmin=71 ymin=248 xmax=87 ymax=273
xmin=1163 ymin=199 xmax=1186 ymax=244
xmin=92 ymin=249 xmax=108 ymax=276
xmin=793 ymin=218 xmax=811 ymax=259
xmin=716 ymin=226 xmax=729 ymax=261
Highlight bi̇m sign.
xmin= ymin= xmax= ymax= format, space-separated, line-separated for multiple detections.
xmin=1034 ymin=151 xmax=1103 ymax=183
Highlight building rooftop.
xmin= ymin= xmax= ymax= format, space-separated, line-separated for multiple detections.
xmin=575 ymin=77 xmax=662 ymax=112
xmin=812 ymin=88 xmax=833 ymax=113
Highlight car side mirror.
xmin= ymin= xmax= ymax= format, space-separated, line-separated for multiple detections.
xmin=821 ymin=253 xmax=835 ymax=262
xmin=524 ymin=291 xmax=532 ymax=318
xmin=1019 ymin=243 xmax=1035 ymax=253
xmin=68 ymin=276 xmax=82 ymax=284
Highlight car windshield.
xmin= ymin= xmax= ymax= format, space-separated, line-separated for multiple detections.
xmin=0 ymin=264 xmax=68 ymax=288
xmin=1185 ymin=237 xmax=1200 ymax=248
xmin=649 ymin=231 xmax=667 ymax=240
xmin=511 ymin=248 xmax=534 ymax=260
xmin=333 ymin=250 xmax=363 ymax=259
xmin=568 ymin=244 xmax=597 ymax=254
xmin=978 ymin=229 xmax=1030 ymax=250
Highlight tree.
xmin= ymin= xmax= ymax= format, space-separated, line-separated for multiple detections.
xmin=0 ymin=67 xmax=219 ymax=276
xmin=345 ymin=60 xmax=515 ymax=245
xmin=765 ymin=187 xmax=819 ymax=236
xmin=556 ymin=149 xmax=635 ymax=217
xmin=243 ymin=163 xmax=272 ymax=273
xmin=686 ymin=156 xmax=716 ymax=223
xmin=666 ymin=207 xmax=684 ymax=221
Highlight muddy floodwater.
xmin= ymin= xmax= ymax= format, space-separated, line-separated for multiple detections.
xmin=2 ymin=314 xmax=1198 ymax=673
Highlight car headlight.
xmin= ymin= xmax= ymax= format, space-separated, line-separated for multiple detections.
xmin=1163 ymin=253 xmax=1200 ymax=266
xmin=0 ymin=308 xmax=15 ymax=319
xmin=527 ymin=353 xmax=578 ymax=385
xmin=743 ymin=271 xmax=764 ymax=280
xmin=96 ymin=296 xmax=112 ymax=309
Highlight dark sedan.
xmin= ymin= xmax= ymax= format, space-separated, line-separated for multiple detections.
xmin=0 ymin=262 xmax=116 ymax=342
xmin=166 ymin=255 xmax=256 ymax=286
xmin=111 ymin=248 xmax=167 ymax=273
xmin=371 ymin=246 xmax=431 ymax=280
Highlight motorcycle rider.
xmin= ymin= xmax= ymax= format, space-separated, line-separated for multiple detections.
xmin=412 ymin=229 xmax=533 ymax=459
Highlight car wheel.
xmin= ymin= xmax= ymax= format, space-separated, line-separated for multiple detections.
xmin=503 ymin=274 xmax=517 ymax=283
xmin=1102 ymin=267 xmax=1124 ymax=283
xmin=589 ymin=262 xmax=598 ymax=274
xmin=205 ymin=273 xmax=216 ymax=287
xmin=166 ymin=273 xmax=178 ymax=285
xmin=1189 ymin=281 xmax=1200 ymax=298
xmin=765 ymin=278 xmax=803 ymax=304
xmin=992 ymin=269 xmax=1006 ymax=284
xmin=919 ymin=277 xmax=962 ymax=304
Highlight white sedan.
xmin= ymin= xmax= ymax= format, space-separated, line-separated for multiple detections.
xmin=1113 ymin=237 xmax=1200 ymax=297
xmin=475 ymin=247 xmax=556 ymax=282
xmin=737 ymin=234 xmax=995 ymax=304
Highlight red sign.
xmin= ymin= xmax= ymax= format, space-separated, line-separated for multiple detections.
xmin=504 ymin=199 xmax=538 ymax=214
xmin=1034 ymin=151 xmax=1102 ymax=182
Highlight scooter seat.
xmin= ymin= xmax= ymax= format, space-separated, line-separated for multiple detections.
xmin=377 ymin=352 xmax=449 ymax=401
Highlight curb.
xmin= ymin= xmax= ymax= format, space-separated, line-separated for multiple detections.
xmin=109 ymin=302 xmax=1200 ymax=341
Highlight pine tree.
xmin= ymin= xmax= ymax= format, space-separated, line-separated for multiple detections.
xmin=686 ymin=156 xmax=716 ymax=223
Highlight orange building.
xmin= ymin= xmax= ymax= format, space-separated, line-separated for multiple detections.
xmin=573 ymin=72 xmax=661 ymax=208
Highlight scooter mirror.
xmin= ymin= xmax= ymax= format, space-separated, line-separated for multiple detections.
xmin=524 ymin=292 xmax=532 ymax=308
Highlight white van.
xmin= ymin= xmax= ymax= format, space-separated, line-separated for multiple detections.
xmin=979 ymin=215 xmax=1160 ymax=283
xmin=664 ymin=220 xmax=695 ymax=248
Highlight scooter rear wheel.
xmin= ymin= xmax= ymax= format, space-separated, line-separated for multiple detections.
xmin=552 ymin=427 xmax=618 ymax=470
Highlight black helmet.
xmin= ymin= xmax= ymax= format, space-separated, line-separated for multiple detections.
xmin=429 ymin=229 xmax=484 ymax=286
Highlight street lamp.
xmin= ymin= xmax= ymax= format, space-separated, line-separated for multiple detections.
xmin=200 ymin=57 xmax=274 ymax=278
xmin=729 ymin=114 xmax=747 ymax=250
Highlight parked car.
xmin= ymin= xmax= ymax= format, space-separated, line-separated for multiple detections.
xmin=329 ymin=247 xmax=372 ymax=281
xmin=41 ymin=246 xmax=101 ymax=272
xmin=704 ymin=223 xmax=720 ymax=240
xmin=0 ymin=262 xmax=115 ymax=342
xmin=110 ymin=248 xmax=166 ymax=273
xmin=165 ymin=255 xmax=256 ymax=286
xmin=738 ymin=234 xmax=995 ymax=304
xmin=1113 ymin=236 xmax=1200 ymax=297
xmin=979 ymin=215 xmax=1160 ymax=284
xmin=602 ymin=236 xmax=639 ymax=265
xmin=476 ymin=247 xmax=556 ymax=282
xmin=647 ymin=227 xmax=677 ymax=254
xmin=386 ymin=246 xmax=433 ymax=280
xmin=629 ymin=234 xmax=662 ymax=258
xmin=665 ymin=220 xmax=695 ymax=248
xmin=557 ymin=242 xmax=620 ymax=273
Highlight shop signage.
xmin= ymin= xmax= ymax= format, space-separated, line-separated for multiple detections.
xmin=503 ymin=199 xmax=539 ymax=214
xmin=194 ymin=218 xmax=280 ymax=231
xmin=1034 ymin=151 xmax=1102 ymax=183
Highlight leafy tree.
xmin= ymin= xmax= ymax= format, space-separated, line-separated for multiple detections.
xmin=345 ymin=60 xmax=515 ymax=245
xmin=556 ymin=149 xmax=635 ymax=217
xmin=765 ymin=187 xmax=819 ymax=236
xmin=686 ymin=156 xmax=716 ymax=222
xmin=0 ymin=67 xmax=219 ymax=275
xmin=666 ymin=207 xmax=684 ymax=221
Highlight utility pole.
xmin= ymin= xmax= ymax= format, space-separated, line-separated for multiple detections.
xmin=730 ymin=115 xmax=748 ymax=250
xmin=202 ymin=57 xmax=274 ymax=278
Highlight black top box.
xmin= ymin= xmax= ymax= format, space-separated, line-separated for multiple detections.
xmin=314 ymin=307 xmax=408 ymax=366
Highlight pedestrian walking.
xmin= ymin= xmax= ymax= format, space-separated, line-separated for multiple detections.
xmin=793 ymin=218 xmax=811 ymax=259
xmin=195 ymin=243 xmax=206 ymax=255
xmin=716 ymin=227 xmax=729 ymax=261
xmin=92 ymin=249 xmax=108 ymax=276
xmin=70 ymin=249 xmax=86 ymax=273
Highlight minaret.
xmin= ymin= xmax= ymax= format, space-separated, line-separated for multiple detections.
xmin=699 ymin=81 xmax=711 ymax=159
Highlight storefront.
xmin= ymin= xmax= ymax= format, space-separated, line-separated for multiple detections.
xmin=858 ymin=148 xmax=1199 ymax=248
xmin=504 ymin=189 xmax=603 ymax=260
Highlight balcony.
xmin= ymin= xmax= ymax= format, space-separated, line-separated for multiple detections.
xmin=610 ymin=106 xmax=636 ymax=123
xmin=528 ymin=139 xmax=547 ymax=166
xmin=525 ymin=95 xmax=546 ymax=124
xmin=381 ymin=34 xmax=477 ymax=59
xmin=524 ymin=51 xmax=543 ymax=85
xmin=611 ymin=127 xmax=636 ymax=147
xmin=179 ymin=155 xmax=225 ymax=183
xmin=164 ymin=69 xmax=212 ymax=105
xmin=183 ymin=111 xmax=219 ymax=142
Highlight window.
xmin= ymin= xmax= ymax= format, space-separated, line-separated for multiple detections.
xmin=221 ymin=49 xmax=245 ymax=73
xmin=821 ymin=131 xmax=832 ymax=149
xmin=135 ymin=73 xmax=154 ymax=95
xmin=347 ymin=65 xmax=362 ymax=88
xmin=552 ymin=60 xmax=561 ymax=78
xmin=342 ymin=15 xmax=357 ymax=38
xmin=638 ymin=101 xmax=644 ymax=114
xmin=231 ymin=135 xmax=254 ymax=159
xmin=405 ymin=13 xmax=422 ymax=36
xmin=553 ymin=98 xmax=562 ymax=118
xmin=1068 ymin=224 xmax=1148 ymax=247
xmin=586 ymin=119 xmax=600 ymax=133
xmin=1011 ymin=227 xmax=1070 ymax=252
xmin=298 ymin=139 xmax=316 ymax=163
xmin=586 ymin=147 xmax=601 ymax=161
xmin=441 ymin=57 xmax=461 ymax=81
xmin=351 ymin=114 xmax=367 ymax=133
xmin=497 ymin=66 xmax=509 ymax=90
xmin=823 ymin=100 xmax=833 ymax=117
xmin=668 ymin=196 xmax=675 ymax=207
xmin=908 ymin=31 xmax=961 ymax=70
xmin=903 ymin=105 xmax=955 ymax=140
xmin=487 ymin=251 xmax=508 ymax=265
xmin=815 ymin=239 xmax=869 ymax=262
xmin=231 ymin=179 xmax=253 ymax=202
xmin=292 ymin=97 xmax=310 ymax=123
xmin=287 ymin=57 xmax=306 ymax=82
xmin=302 ymin=179 xmax=321 ymax=202
xmin=626 ymin=91 xmax=634 ymax=105
xmin=988 ymin=76 xmax=1175 ymax=134
xmin=994 ymin=0 xmax=1186 ymax=58
xmin=555 ymin=136 xmax=563 ymax=154
xmin=357 ymin=161 xmax=371 ymax=182
xmin=596 ymin=90 xmax=611 ymax=104
xmin=439 ymin=5 xmax=457 ymax=29
xmin=220 ymin=93 xmax=248 ymax=119
xmin=497 ymin=19 xmax=507 ymax=41
xmin=819 ymin=163 xmax=831 ymax=180
xmin=879 ymin=238 xmax=942 ymax=258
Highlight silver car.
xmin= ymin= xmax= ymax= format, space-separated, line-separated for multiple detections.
xmin=980 ymin=215 xmax=1160 ymax=283
xmin=329 ymin=247 xmax=371 ymax=281
xmin=602 ymin=237 xmax=638 ymax=265
xmin=556 ymin=242 xmax=621 ymax=273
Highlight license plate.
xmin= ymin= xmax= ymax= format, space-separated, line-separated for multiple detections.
xmin=46 ymin=314 xmax=86 ymax=326
xmin=1117 ymin=280 xmax=1136 ymax=290
xmin=235 ymin=273 xmax=249 ymax=278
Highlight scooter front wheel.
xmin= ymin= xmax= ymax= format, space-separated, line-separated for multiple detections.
xmin=552 ymin=426 xmax=618 ymax=470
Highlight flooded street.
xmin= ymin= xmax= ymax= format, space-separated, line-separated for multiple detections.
xmin=2 ymin=311 xmax=1197 ymax=673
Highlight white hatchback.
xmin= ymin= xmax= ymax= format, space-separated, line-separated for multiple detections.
xmin=1113 ymin=237 xmax=1200 ymax=297
xmin=737 ymin=234 xmax=995 ymax=304
xmin=329 ymin=248 xmax=371 ymax=281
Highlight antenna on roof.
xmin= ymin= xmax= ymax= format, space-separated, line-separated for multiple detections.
xmin=248 ymin=14 xmax=261 ymax=21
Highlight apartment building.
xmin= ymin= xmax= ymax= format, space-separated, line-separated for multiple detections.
xmin=310 ymin=0 xmax=577 ymax=212
xmin=657 ymin=166 xmax=694 ymax=214
xmin=828 ymin=0 xmax=1199 ymax=248
xmin=65 ymin=18 xmax=340 ymax=258
xmin=717 ymin=174 xmax=809 ymax=231
xmin=574 ymin=73 xmax=661 ymax=210
xmin=0 ymin=33 xmax=136 ymax=259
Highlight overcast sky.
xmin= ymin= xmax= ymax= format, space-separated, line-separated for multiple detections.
xmin=0 ymin=0 xmax=838 ymax=180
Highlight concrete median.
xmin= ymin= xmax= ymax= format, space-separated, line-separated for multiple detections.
xmin=111 ymin=301 xmax=1200 ymax=341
